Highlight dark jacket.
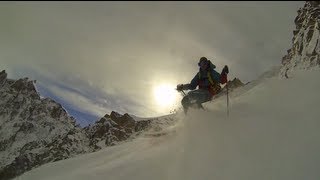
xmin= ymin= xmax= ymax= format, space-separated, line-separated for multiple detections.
xmin=183 ymin=60 xmax=227 ymax=96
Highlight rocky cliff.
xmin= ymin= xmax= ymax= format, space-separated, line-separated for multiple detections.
xmin=0 ymin=70 xmax=94 ymax=179
xmin=280 ymin=1 xmax=320 ymax=77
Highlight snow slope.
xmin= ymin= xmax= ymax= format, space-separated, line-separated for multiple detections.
xmin=14 ymin=68 xmax=320 ymax=180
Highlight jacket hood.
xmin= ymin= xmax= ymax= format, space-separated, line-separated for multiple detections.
xmin=208 ymin=60 xmax=216 ymax=69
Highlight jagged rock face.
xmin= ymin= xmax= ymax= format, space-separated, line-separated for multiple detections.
xmin=84 ymin=111 xmax=152 ymax=147
xmin=0 ymin=71 xmax=93 ymax=180
xmin=280 ymin=1 xmax=320 ymax=77
xmin=110 ymin=111 xmax=136 ymax=131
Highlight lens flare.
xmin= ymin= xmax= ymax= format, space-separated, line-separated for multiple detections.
xmin=153 ymin=84 xmax=178 ymax=107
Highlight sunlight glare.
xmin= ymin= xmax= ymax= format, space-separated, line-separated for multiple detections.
xmin=153 ymin=84 xmax=178 ymax=107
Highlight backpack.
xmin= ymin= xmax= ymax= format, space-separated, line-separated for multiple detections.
xmin=198 ymin=60 xmax=222 ymax=96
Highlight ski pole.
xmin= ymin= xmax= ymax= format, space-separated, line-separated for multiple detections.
xmin=176 ymin=87 xmax=186 ymax=96
xmin=226 ymin=82 xmax=229 ymax=117
xmin=181 ymin=90 xmax=186 ymax=96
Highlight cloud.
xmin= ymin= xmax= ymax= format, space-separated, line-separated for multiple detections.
xmin=0 ymin=1 xmax=304 ymax=118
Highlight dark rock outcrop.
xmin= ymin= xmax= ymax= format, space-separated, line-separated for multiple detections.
xmin=84 ymin=111 xmax=153 ymax=147
xmin=215 ymin=77 xmax=245 ymax=98
xmin=225 ymin=78 xmax=245 ymax=90
xmin=0 ymin=70 xmax=7 ymax=86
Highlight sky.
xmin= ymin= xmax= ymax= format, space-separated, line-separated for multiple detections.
xmin=14 ymin=68 xmax=320 ymax=180
xmin=0 ymin=1 xmax=304 ymax=125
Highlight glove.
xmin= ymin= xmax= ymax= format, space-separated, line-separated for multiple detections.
xmin=176 ymin=84 xmax=184 ymax=91
xmin=222 ymin=65 xmax=229 ymax=75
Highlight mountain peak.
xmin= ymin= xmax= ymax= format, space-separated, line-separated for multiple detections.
xmin=280 ymin=1 xmax=320 ymax=77
xmin=0 ymin=71 xmax=94 ymax=180
xmin=0 ymin=71 xmax=162 ymax=180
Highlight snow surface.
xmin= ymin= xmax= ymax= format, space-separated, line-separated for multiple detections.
xmin=14 ymin=69 xmax=320 ymax=180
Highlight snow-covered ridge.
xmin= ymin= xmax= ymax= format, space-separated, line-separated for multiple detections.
xmin=0 ymin=70 xmax=165 ymax=180
xmin=280 ymin=1 xmax=320 ymax=77
xmin=0 ymin=70 xmax=94 ymax=180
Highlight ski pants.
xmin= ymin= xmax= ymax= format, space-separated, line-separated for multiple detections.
xmin=181 ymin=89 xmax=212 ymax=113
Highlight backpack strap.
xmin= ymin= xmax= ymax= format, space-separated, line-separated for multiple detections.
xmin=207 ymin=71 xmax=216 ymax=86
xmin=208 ymin=71 xmax=221 ymax=93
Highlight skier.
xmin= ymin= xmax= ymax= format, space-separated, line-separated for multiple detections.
xmin=176 ymin=57 xmax=229 ymax=114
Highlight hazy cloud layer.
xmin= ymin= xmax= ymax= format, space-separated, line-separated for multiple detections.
xmin=0 ymin=1 xmax=304 ymax=119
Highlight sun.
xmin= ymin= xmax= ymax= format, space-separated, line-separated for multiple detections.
xmin=153 ymin=84 xmax=178 ymax=107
